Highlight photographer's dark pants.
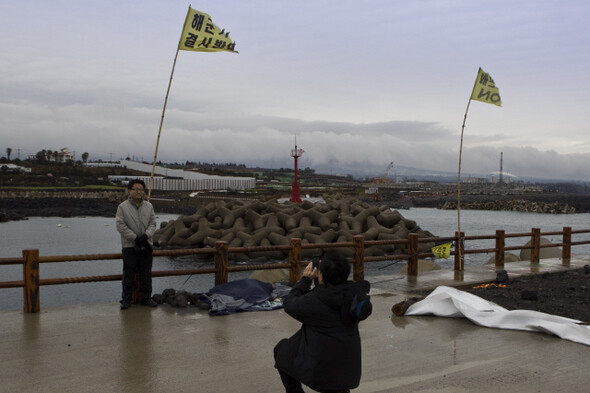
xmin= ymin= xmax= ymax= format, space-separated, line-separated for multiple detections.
xmin=121 ymin=247 xmax=153 ymax=302
xmin=278 ymin=370 xmax=305 ymax=393
xmin=278 ymin=369 xmax=350 ymax=393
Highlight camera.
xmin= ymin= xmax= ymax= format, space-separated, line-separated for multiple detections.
xmin=312 ymin=256 xmax=320 ymax=269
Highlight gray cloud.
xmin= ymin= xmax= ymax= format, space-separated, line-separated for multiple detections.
xmin=2 ymin=1 xmax=590 ymax=182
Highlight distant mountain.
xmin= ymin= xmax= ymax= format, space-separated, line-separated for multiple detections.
xmin=311 ymin=160 xmax=463 ymax=182
xmin=310 ymin=160 xmax=589 ymax=184
xmin=211 ymin=157 xmax=590 ymax=185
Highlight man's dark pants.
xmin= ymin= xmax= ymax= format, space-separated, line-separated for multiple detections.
xmin=121 ymin=247 xmax=153 ymax=302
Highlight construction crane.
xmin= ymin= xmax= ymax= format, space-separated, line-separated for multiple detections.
xmin=371 ymin=161 xmax=394 ymax=184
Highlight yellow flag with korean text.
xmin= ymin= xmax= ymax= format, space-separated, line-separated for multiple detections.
xmin=179 ymin=7 xmax=237 ymax=53
xmin=470 ymin=67 xmax=501 ymax=107
xmin=431 ymin=243 xmax=452 ymax=259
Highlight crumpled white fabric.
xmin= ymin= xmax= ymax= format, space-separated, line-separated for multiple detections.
xmin=405 ymin=286 xmax=590 ymax=346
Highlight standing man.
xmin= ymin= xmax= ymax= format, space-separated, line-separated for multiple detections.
xmin=116 ymin=179 xmax=157 ymax=310
xmin=274 ymin=250 xmax=372 ymax=393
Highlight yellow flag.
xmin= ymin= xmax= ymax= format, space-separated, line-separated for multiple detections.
xmin=431 ymin=243 xmax=452 ymax=259
xmin=470 ymin=67 xmax=501 ymax=107
xmin=179 ymin=7 xmax=237 ymax=53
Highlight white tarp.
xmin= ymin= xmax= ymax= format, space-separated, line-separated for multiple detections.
xmin=405 ymin=286 xmax=590 ymax=346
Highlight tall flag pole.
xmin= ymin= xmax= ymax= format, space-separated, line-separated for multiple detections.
xmin=457 ymin=67 xmax=502 ymax=267
xmin=147 ymin=6 xmax=238 ymax=200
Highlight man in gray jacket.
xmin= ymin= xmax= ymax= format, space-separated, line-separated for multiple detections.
xmin=116 ymin=179 xmax=157 ymax=310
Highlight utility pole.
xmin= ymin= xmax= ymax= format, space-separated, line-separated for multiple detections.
xmin=290 ymin=137 xmax=303 ymax=203
xmin=499 ymin=152 xmax=503 ymax=184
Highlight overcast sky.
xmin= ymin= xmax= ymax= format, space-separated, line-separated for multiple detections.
xmin=2 ymin=1 xmax=590 ymax=180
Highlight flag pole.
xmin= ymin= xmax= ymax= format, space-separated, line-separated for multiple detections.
xmin=457 ymin=98 xmax=472 ymax=266
xmin=147 ymin=6 xmax=191 ymax=201
xmin=146 ymin=46 xmax=180 ymax=201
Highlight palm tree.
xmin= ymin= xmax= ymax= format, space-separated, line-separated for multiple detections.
xmin=35 ymin=150 xmax=46 ymax=162
xmin=81 ymin=152 xmax=89 ymax=163
xmin=6 ymin=148 xmax=11 ymax=161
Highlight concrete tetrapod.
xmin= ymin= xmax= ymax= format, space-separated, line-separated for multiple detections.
xmin=152 ymin=197 xmax=437 ymax=261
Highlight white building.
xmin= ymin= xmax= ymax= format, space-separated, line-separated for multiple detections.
xmin=26 ymin=147 xmax=74 ymax=162
xmin=113 ymin=160 xmax=255 ymax=191
xmin=0 ymin=163 xmax=31 ymax=173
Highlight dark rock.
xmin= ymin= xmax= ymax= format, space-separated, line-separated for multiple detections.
xmin=162 ymin=288 xmax=176 ymax=297
xmin=496 ymin=270 xmax=509 ymax=283
xmin=152 ymin=293 xmax=164 ymax=304
xmin=584 ymin=265 xmax=590 ymax=274
xmin=174 ymin=294 xmax=188 ymax=307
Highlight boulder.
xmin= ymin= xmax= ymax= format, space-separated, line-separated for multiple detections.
xmin=519 ymin=237 xmax=562 ymax=260
xmin=400 ymin=259 xmax=442 ymax=273
xmin=484 ymin=252 xmax=520 ymax=264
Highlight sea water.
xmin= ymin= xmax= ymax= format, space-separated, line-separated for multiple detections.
xmin=0 ymin=214 xmax=254 ymax=310
xmin=1 ymin=209 xmax=589 ymax=310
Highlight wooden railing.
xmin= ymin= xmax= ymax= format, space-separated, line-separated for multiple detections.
xmin=1 ymin=227 xmax=590 ymax=313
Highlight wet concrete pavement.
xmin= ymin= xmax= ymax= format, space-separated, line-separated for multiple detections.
xmin=2 ymin=257 xmax=590 ymax=393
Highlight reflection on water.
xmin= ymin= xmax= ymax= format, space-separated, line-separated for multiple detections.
xmin=118 ymin=310 xmax=155 ymax=393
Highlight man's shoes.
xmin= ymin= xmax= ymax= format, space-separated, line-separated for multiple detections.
xmin=120 ymin=301 xmax=130 ymax=310
xmin=140 ymin=299 xmax=158 ymax=307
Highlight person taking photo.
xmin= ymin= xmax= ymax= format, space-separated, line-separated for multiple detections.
xmin=274 ymin=250 xmax=372 ymax=393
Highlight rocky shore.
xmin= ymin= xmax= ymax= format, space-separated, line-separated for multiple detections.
xmin=0 ymin=191 xmax=124 ymax=222
xmin=2 ymin=190 xmax=590 ymax=222
xmin=438 ymin=199 xmax=576 ymax=214
xmin=408 ymin=192 xmax=590 ymax=213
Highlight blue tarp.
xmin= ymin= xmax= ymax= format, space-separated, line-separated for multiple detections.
xmin=201 ymin=279 xmax=291 ymax=316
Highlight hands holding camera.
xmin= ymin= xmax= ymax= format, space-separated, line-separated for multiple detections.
xmin=304 ymin=257 xmax=322 ymax=285
xmin=134 ymin=233 xmax=153 ymax=254
xmin=303 ymin=262 xmax=319 ymax=279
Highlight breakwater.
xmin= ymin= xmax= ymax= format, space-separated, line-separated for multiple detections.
xmin=439 ymin=199 xmax=576 ymax=213
xmin=0 ymin=191 xmax=125 ymax=222
xmin=153 ymin=197 xmax=437 ymax=260
xmin=0 ymin=190 xmax=124 ymax=201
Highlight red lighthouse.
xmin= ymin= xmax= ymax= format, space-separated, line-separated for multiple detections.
xmin=290 ymin=139 xmax=304 ymax=203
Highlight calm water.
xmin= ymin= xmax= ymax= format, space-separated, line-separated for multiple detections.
xmin=400 ymin=208 xmax=590 ymax=267
xmin=0 ymin=214 xmax=252 ymax=310
xmin=1 ymin=209 xmax=589 ymax=310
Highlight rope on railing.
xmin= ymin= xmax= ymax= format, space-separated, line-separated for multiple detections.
xmin=2 ymin=227 xmax=590 ymax=313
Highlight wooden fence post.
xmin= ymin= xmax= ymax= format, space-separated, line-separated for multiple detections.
xmin=353 ymin=235 xmax=365 ymax=281
xmin=531 ymin=228 xmax=540 ymax=263
xmin=407 ymin=233 xmax=418 ymax=277
xmin=23 ymin=249 xmax=40 ymax=313
xmin=454 ymin=231 xmax=465 ymax=271
xmin=562 ymin=226 xmax=571 ymax=265
xmin=289 ymin=238 xmax=302 ymax=284
xmin=215 ymin=241 xmax=228 ymax=285
xmin=495 ymin=230 xmax=505 ymax=267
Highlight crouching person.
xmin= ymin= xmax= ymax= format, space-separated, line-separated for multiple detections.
xmin=274 ymin=250 xmax=372 ymax=393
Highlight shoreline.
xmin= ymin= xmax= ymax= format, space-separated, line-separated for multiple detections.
xmin=2 ymin=191 xmax=589 ymax=223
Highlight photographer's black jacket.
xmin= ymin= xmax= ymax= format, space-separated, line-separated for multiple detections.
xmin=274 ymin=277 xmax=371 ymax=391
